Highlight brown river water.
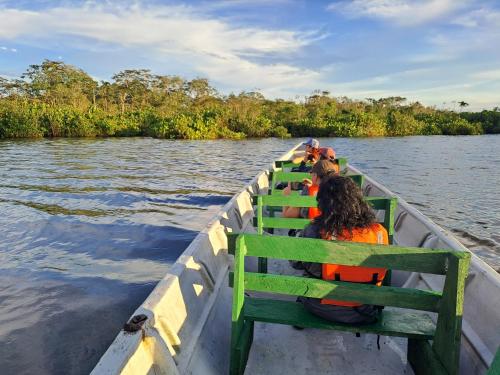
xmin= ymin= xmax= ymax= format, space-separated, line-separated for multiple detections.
xmin=0 ymin=135 xmax=498 ymax=374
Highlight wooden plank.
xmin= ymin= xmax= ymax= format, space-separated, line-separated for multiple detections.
xmin=261 ymin=194 xmax=316 ymax=207
xmin=408 ymin=339 xmax=448 ymax=375
xmin=244 ymin=298 xmax=436 ymax=340
xmin=337 ymin=157 xmax=347 ymax=170
xmin=241 ymin=234 xmax=450 ymax=274
xmin=261 ymin=217 xmax=311 ymax=230
xmin=260 ymin=194 xmax=394 ymax=209
xmin=348 ymin=174 xmax=365 ymax=187
xmin=272 ymin=171 xmax=310 ymax=183
xmin=364 ymin=196 xmax=394 ymax=210
xmin=227 ymin=232 xmax=239 ymax=255
xmin=432 ymin=251 xmax=471 ymax=375
xmin=235 ymin=320 xmax=254 ymax=375
xmin=230 ymin=236 xmax=247 ymax=375
xmin=243 ymin=272 xmax=442 ymax=312
xmin=256 ymin=196 xmax=268 ymax=273
xmin=385 ymin=197 xmax=397 ymax=244
xmin=275 ymin=157 xmax=348 ymax=170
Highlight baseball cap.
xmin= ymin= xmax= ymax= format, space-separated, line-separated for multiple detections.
xmin=303 ymin=138 xmax=319 ymax=149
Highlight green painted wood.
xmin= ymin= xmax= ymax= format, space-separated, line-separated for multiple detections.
xmin=385 ymin=197 xmax=397 ymax=244
xmin=227 ymin=232 xmax=239 ymax=255
xmin=244 ymin=298 xmax=436 ymax=340
xmin=240 ymin=234 xmax=449 ymax=274
xmin=348 ymin=174 xmax=365 ymax=187
xmin=337 ymin=157 xmax=347 ymax=170
xmin=256 ymin=195 xmax=268 ymax=273
xmin=487 ymin=347 xmax=500 ymax=375
xmin=408 ymin=339 xmax=448 ymax=375
xmin=235 ymin=320 xmax=254 ymax=375
xmin=268 ymin=171 xmax=274 ymax=195
xmin=261 ymin=217 xmax=311 ymax=230
xmin=256 ymin=195 xmax=267 ymax=273
xmin=260 ymin=194 xmax=395 ymax=209
xmin=230 ymin=236 xmax=247 ymax=375
xmin=270 ymin=172 xmax=364 ymax=192
xmin=273 ymin=171 xmax=310 ymax=183
xmin=261 ymin=194 xmax=316 ymax=207
xmin=432 ymin=251 xmax=471 ymax=375
xmin=256 ymin=195 xmax=397 ymax=235
xmin=275 ymin=157 xmax=348 ymax=170
xmin=243 ymin=272 xmax=442 ymax=312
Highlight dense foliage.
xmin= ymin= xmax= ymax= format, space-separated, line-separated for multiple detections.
xmin=0 ymin=60 xmax=497 ymax=139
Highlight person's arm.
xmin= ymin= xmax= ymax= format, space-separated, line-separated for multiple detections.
xmin=291 ymin=150 xmax=309 ymax=164
xmin=282 ymin=183 xmax=301 ymax=218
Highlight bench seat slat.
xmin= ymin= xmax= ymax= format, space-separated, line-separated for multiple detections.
xmin=244 ymin=298 xmax=436 ymax=340
xmin=243 ymin=272 xmax=442 ymax=312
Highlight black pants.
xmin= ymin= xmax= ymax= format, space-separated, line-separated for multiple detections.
xmin=299 ymin=297 xmax=379 ymax=324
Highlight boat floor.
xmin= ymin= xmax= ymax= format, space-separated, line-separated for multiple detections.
xmin=246 ymin=323 xmax=412 ymax=374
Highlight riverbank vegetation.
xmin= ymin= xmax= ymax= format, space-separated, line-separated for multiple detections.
xmin=1 ymin=60 xmax=499 ymax=139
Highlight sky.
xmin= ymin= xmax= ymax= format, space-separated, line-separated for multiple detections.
xmin=1 ymin=0 xmax=500 ymax=110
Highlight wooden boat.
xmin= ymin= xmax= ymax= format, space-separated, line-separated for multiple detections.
xmin=92 ymin=143 xmax=500 ymax=374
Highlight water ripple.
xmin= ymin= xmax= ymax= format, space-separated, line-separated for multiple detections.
xmin=0 ymin=136 xmax=499 ymax=375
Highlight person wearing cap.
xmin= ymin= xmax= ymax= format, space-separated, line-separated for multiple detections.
xmin=282 ymin=159 xmax=338 ymax=219
xmin=292 ymin=138 xmax=320 ymax=164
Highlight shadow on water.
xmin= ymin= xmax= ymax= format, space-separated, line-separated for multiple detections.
xmin=0 ymin=272 xmax=157 ymax=375
xmin=0 ymin=221 xmax=198 ymax=375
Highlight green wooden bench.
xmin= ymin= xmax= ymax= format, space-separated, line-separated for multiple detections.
xmin=253 ymin=194 xmax=397 ymax=272
xmin=228 ymin=233 xmax=471 ymax=375
xmin=269 ymin=170 xmax=365 ymax=195
xmin=274 ymin=157 xmax=348 ymax=171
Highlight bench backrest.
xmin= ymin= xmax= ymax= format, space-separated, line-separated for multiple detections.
xmin=228 ymin=233 xmax=470 ymax=375
xmin=275 ymin=157 xmax=348 ymax=171
xmin=269 ymin=171 xmax=365 ymax=195
xmin=253 ymin=194 xmax=397 ymax=244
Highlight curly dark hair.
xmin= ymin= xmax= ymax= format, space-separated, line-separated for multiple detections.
xmin=314 ymin=175 xmax=376 ymax=238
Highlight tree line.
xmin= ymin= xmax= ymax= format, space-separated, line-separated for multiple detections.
xmin=0 ymin=60 xmax=499 ymax=139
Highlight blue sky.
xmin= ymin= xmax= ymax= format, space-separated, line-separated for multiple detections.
xmin=1 ymin=0 xmax=500 ymax=110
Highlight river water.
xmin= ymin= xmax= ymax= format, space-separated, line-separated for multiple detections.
xmin=0 ymin=136 xmax=498 ymax=374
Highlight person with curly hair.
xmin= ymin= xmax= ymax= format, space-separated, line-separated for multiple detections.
xmin=299 ymin=175 xmax=389 ymax=324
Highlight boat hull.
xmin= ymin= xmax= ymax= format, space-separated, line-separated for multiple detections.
xmin=92 ymin=144 xmax=500 ymax=375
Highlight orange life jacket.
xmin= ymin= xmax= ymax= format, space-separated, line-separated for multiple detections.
xmin=321 ymin=223 xmax=388 ymax=306
xmin=307 ymin=184 xmax=321 ymax=219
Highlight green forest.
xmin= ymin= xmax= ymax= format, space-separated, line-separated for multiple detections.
xmin=1 ymin=60 xmax=499 ymax=139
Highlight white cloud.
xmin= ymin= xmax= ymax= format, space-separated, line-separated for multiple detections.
xmin=0 ymin=45 xmax=16 ymax=52
xmin=452 ymin=7 xmax=500 ymax=29
xmin=0 ymin=2 xmax=324 ymax=96
xmin=327 ymin=0 xmax=462 ymax=26
xmin=470 ymin=69 xmax=500 ymax=81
